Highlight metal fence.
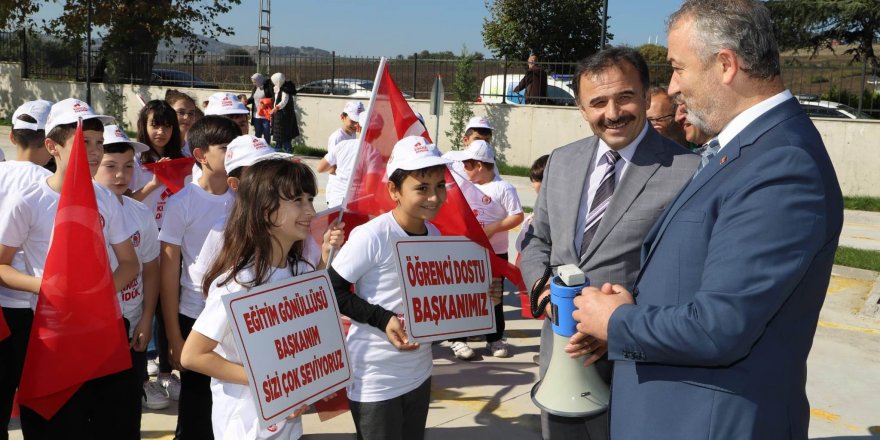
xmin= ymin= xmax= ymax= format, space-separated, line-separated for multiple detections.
xmin=2 ymin=31 xmax=878 ymax=118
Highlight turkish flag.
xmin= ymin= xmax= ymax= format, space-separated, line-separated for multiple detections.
xmin=143 ymin=156 xmax=195 ymax=193
xmin=17 ymin=121 xmax=131 ymax=419
xmin=341 ymin=59 xmax=524 ymax=290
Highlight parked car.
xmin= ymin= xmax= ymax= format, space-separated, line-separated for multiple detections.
xmin=477 ymin=74 xmax=576 ymax=106
xmin=150 ymin=69 xmax=217 ymax=89
xmin=795 ymin=94 xmax=873 ymax=119
xmin=297 ymin=78 xmax=412 ymax=99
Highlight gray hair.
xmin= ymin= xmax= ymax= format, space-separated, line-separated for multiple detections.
xmin=667 ymin=0 xmax=780 ymax=79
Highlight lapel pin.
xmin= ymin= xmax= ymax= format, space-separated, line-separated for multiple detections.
xmin=719 ymin=155 xmax=728 ymax=165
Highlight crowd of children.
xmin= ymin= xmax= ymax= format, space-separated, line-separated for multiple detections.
xmin=0 ymin=92 xmax=532 ymax=440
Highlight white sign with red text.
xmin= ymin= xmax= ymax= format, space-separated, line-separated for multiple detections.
xmin=394 ymin=236 xmax=495 ymax=343
xmin=223 ymin=270 xmax=351 ymax=430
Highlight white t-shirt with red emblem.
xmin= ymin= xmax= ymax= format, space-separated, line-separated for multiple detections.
xmin=0 ymin=179 xmax=134 ymax=304
xmin=107 ymin=196 xmax=160 ymax=337
xmin=0 ymin=160 xmax=52 ymax=308
xmin=130 ymin=155 xmax=175 ymax=229
xmin=158 ymin=182 xmax=234 ymax=319
xmin=330 ymin=212 xmax=436 ymax=402
xmin=194 ymin=264 xmax=308 ymax=440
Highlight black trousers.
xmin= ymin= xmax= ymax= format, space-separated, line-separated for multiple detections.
xmin=349 ymin=377 xmax=431 ymax=440
xmin=0 ymin=307 xmax=33 ymax=440
xmin=19 ymin=367 xmax=139 ymax=440
xmin=173 ymin=313 xmax=213 ymax=440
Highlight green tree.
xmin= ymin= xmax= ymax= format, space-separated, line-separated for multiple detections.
xmin=766 ymin=0 xmax=880 ymax=72
xmin=481 ymin=0 xmax=608 ymax=62
xmin=638 ymin=44 xmax=668 ymax=65
xmin=445 ymin=50 xmax=478 ymax=151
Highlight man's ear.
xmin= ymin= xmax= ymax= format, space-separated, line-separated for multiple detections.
xmin=717 ymin=48 xmax=740 ymax=85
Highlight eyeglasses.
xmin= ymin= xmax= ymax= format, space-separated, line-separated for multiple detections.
xmin=647 ymin=114 xmax=675 ymax=124
xmin=176 ymin=110 xmax=197 ymax=119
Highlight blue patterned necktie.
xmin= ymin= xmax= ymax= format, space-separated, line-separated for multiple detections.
xmin=693 ymin=138 xmax=721 ymax=178
xmin=580 ymin=150 xmax=622 ymax=257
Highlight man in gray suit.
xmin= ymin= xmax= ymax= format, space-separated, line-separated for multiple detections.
xmin=520 ymin=47 xmax=699 ymax=439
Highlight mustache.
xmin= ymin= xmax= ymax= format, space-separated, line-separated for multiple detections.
xmin=602 ymin=114 xmax=635 ymax=127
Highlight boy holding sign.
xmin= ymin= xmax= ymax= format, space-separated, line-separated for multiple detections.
xmin=328 ymin=136 xmax=451 ymax=440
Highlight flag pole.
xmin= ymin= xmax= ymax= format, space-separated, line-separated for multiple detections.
xmin=326 ymin=57 xmax=387 ymax=265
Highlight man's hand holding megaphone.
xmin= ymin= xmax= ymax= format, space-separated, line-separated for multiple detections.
xmin=571 ymin=283 xmax=635 ymax=361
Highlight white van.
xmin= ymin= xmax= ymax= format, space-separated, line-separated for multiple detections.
xmin=476 ymin=74 xmax=576 ymax=106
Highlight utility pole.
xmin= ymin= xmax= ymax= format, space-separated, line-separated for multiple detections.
xmin=600 ymin=0 xmax=609 ymax=49
xmin=258 ymin=0 xmax=271 ymax=73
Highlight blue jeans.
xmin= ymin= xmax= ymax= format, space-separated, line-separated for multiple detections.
xmin=253 ymin=118 xmax=271 ymax=144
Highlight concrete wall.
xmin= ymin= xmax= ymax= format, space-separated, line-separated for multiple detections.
xmin=2 ymin=61 xmax=879 ymax=196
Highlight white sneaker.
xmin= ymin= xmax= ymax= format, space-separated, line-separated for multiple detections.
xmin=159 ymin=373 xmax=181 ymax=401
xmin=146 ymin=358 xmax=159 ymax=376
xmin=143 ymin=381 xmax=170 ymax=410
xmin=450 ymin=341 xmax=476 ymax=360
xmin=488 ymin=339 xmax=510 ymax=358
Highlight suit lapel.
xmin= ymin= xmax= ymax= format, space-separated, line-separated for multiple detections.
xmin=564 ymin=138 xmax=598 ymax=260
xmin=580 ymin=130 xmax=663 ymax=265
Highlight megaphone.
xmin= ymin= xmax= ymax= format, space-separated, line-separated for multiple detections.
xmin=531 ymin=265 xmax=610 ymax=417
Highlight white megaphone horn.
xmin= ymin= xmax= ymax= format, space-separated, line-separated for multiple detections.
xmin=530 ymin=264 xmax=610 ymax=417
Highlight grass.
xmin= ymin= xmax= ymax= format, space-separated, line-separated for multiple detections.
xmin=834 ymin=246 xmax=880 ymax=272
xmin=294 ymin=144 xmax=327 ymax=157
xmin=497 ymin=162 xmax=529 ymax=177
xmin=523 ymin=206 xmax=533 ymax=214
xmin=843 ymin=196 xmax=880 ymax=212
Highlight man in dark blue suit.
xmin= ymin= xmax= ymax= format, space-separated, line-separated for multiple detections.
xmin=570 ymin=0 xmax=844 ymax=438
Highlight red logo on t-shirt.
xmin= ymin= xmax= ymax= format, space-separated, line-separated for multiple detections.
xmin=130 ymin=231 xmax=141 ymax=248
xmin=481 ymin=195 xmax=491 ymax=205
xmin=267 ymin=424 xmax=278 ymax=432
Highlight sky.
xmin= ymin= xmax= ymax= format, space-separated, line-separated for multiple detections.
xmin=33 ymin=1 xmax=679 ymax=58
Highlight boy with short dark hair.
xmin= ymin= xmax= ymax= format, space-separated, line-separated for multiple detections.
xmin=159 ymin=115 xmax=239 ymax=439
xmin=0 ymin=98 xmax=139 ymax=437
xmin=93 ymin=124 xmax=166 ymax=427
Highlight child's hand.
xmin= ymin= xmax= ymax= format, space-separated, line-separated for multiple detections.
xmin=285 ymin=404 xmax=309 ymax=419
xmin=488 ymin=278 xmax=503 ymax=306
xmin=130 ymin=317 xmax=153 ymax=351
xmin=385 ymin=316 xmax=419 ymax=351
xmin=148 ymin=157 xmax=172 ymax=188
xmin=323 ymin=222 xmax=345 ymax=250
xmin=169 ymin=337 xmax=186 ymax=371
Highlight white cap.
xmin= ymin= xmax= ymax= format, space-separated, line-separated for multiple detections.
xmin=224 ymin=134 xmax=294 ymax=173
xmin=45 ymin=98 xmax=114 ymax=134
xmin=205 ymin=92 xmax=249 ymax=116
xmin=12 ymin=100 xmax=52 ymax=130
xmin=385 ymin=136 xmax=451 ymax=178
xmin=343 ymin=101 xmax=364 ymax=120
xmin=465 ymin=116 xmax=492 ymax=131
xmin=443 ymin=140 xmax=495 ymax=164
xmin=103 ymin=124 xmax=149 ymax=153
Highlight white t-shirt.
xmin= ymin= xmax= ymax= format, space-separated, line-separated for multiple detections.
xmin=111 ymin=196 xmax=161 ymax=337
xmin=323 ymin=138 xmax=359 ymax=208
xmin=0 ymin=179 xmax=134 ymax=309
xmin=158 ymin=182 xmax=234 ymax=319
xmin=130 ymin=155 xmax=174 ymax=229
xmin=191 ymin=215 xmax=323 ymax=296
xmin=0 ymin=161 xmax=52 ymax=308
xmin=194 ymin=264 xmax=309 ymax=440
xmin=330 ymin=212 xmax=435 ymax=402
xmin=327 ymin=128 xmax=356 ymax=151
xmin=471 ymin=179 xmax=523 ymax=254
